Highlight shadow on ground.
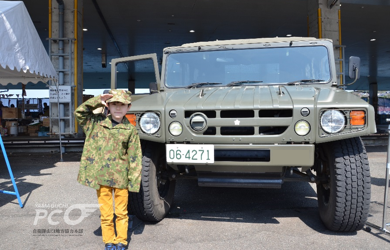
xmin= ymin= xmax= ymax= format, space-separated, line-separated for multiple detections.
xmin=127 ymin=178 xmax=364 ymax=236
xmin=0 ymin=152 xmax=81 ymax=208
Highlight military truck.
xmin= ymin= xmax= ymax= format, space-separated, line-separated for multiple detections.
xmin=110 ymin=37 xmax=376 ymax=232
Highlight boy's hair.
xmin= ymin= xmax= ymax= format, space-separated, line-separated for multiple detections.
xmin=106 ymin=89 xmax=132 ymax=104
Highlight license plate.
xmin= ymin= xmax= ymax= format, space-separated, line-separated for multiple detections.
xmin=166 ymin=144 xmax=214 ymax=163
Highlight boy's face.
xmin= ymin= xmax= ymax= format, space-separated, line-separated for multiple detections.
xmin=107 ymin=101 xmax=131 ymax=122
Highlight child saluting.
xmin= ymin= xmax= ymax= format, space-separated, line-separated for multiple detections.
xmin=75 ymin=89 xmax=142 ymax=250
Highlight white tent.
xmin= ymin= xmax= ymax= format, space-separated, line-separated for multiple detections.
xmin=0 ymin=1 xmax=59 ymax=208
xmin=0 ymin=1 xmax=57 ymax=85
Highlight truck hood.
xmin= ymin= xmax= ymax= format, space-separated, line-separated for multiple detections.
xmin=163 ymin=85 xmax=318 ymax=110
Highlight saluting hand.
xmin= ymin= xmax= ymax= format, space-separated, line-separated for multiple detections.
xmin=100 ymin=94 xmax=113 ymax=107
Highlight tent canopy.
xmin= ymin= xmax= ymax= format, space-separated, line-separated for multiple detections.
xmin=0 ymin=1 xmax=57 ymax=86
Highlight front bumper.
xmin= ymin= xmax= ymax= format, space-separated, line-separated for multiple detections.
xmin=167 ymin=143 xmax=314 ymax=173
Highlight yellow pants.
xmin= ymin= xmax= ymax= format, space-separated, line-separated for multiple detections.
xmin=97 ymin=186 xmax=128 ymax=245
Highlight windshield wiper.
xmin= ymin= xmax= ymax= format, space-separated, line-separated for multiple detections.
xmin=186 ymin=82 xmax=222 ymax=89
xmin=286 ymin=79 xmax=324 ymax=85
xmin=226 ymin=80 xmax=263 ymax=86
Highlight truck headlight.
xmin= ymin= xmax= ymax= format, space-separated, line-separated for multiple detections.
xmin=295 ymin=120 xmax=310 ymax=136
xmin=169 ymin=122 xmax=182 ymax=136
xmin=139 ymin=112 xmax=160 ymax=134
xmin=320 ymin=110 xmax=345 ymax=133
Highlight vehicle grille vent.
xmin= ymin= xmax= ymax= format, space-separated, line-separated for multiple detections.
xmin=183 ymin=109 xmax=292 ymax=136
xmin=259 ymin=126 xmax=288 ymax=135
xmin=221 ymin=127 xmax=254 ymax=135
xmin=259 ymin=109 xmax=292 ymax=117
xmin=203 ymin=127 xmax=216 ymax=135
xmin=185 ymin=110 xmax=216 ymax=118
xmin=221 ymin=110 xmax=254 ymax=118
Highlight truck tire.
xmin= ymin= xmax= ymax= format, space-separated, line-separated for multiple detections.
xmin=315 ymin=137 xmax=371 ymax=232
xmin=128 ymin=141 xmax=176 ymax=222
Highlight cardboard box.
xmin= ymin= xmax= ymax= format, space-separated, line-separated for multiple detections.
xmin=29 ymin=132 xmax=38 ymax=137
xmin=2 ymin=108 xmax=20 ymax=119
xmin=5 ymin=121 xmax=18 ymax=128
xmin=5 ymin=121 xmax=18 ymax=126
xmin=39 ymin=116 xmax=48 ymax=122
xmin=42 ymin=118 xmax=50 ymax=127
xmin=28 ymin=125 xmax=39 ymax=133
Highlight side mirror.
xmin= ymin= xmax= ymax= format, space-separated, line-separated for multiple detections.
xmin=348 ymin=56 xmax=360 ymax=79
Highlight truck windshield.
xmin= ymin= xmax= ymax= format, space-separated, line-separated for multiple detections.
xmin=165 ymin=46 xmax=330 ymax=88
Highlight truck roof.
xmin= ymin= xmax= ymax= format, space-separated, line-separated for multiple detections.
xmin=165 ymin=37 xmax=332 ymax=50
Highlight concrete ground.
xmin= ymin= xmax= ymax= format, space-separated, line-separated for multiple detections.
xmin=0 ymin=146 xmax=389 ymax=250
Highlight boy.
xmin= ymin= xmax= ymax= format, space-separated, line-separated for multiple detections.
xmin=74 ymin=89 xmax=142 ymax=250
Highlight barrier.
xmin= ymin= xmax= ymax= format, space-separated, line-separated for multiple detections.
xmin=0 ymin=134 xmax=23 ymax=207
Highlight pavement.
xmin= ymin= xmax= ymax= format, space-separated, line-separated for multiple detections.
xmin=0 ymin=145 xmax=389 ymax=250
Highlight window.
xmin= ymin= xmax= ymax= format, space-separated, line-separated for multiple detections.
xmin=165 ymin=46 xmax=330 ymax=88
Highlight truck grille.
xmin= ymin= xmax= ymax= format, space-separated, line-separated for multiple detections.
xmin=185 ymin=109 xmax=293 ymax=118
xmin=185 ymin=109 xmax=292 ymax=136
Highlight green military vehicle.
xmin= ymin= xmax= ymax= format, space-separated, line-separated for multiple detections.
xmin=110 ymin=37 xmax=376 ymax=232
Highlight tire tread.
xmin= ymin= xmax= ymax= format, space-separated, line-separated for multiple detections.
xmin=128 ymin=142 xmax=176 ymax=222
xmin=318 ymin=137 xmax=371 ymax=232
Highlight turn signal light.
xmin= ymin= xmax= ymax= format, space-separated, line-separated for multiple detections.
xmin=126 ymin=113 xmax=137 ymax=126
xmin=350 ymin=111 xmax=365 ymax=126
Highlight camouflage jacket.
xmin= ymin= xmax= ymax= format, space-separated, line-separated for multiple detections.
xmin=74 ymin=96 xmax=142 ymax=192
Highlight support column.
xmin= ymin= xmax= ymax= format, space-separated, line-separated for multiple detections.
xmin=369 ymin=39 xmax=379 ymax=124
xmin=369 ymin=82 xmax=379 ymax=124
xmin=127 ymin=36 xmax=135 ymax=94
xmin=50 ymin=0 xmax=83 ymax=136
xmin=308 ymin=0 xmax=343 ymax=84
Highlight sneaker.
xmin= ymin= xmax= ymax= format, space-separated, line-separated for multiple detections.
xmin=105 ymin=243 xmax=116 ymax=250
xmin=116 ymin=243 xmax=127 ymax=250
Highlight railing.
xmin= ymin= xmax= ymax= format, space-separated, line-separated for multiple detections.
xmin=1 ymin=137 xmax=85 ymax=153
xmin=382 ymin=121 xmax=390 ymax=233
